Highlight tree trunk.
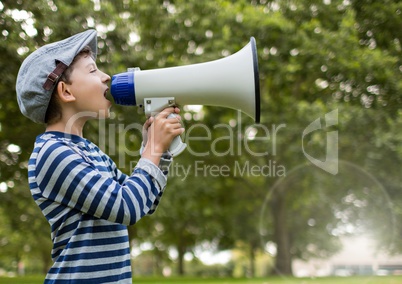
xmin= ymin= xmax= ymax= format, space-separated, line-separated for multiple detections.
xmin=271 ymin=190 xmax=293 ymax=276
xmin=249 ymin=244 xmax=256 ymax=278
xmin=177 ymin=243 xmax=186 ymax=275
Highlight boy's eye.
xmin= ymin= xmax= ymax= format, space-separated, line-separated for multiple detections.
xmin=90 ymin=69 xmax=98 ymax=73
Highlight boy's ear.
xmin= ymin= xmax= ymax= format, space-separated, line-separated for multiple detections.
xmin=56 ymin=81 xmax=76 ymax=103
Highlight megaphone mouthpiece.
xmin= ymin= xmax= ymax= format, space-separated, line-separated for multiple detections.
xmin=110 ymin=71 xmax=136 ymax=106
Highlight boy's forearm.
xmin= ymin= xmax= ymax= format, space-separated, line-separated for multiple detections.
xmin=141 ymin=143 xmax=164 ymax=166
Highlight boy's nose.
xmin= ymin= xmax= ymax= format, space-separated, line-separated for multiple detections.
xmin=102 ymin=72 xmax=111 ymax=82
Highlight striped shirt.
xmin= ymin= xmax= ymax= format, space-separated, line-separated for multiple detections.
xmin=28 ymin=131 xmax=170 ymax=283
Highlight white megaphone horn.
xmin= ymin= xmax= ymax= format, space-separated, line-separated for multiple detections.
xmin=111 ymin=37 xmax=260 ymax=156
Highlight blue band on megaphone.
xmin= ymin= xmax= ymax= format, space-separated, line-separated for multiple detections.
xmin=111 ymin=72 xmax=136 ymax=106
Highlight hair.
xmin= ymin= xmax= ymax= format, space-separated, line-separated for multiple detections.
xmin=44 ymin=46 xmax=94 ymax=124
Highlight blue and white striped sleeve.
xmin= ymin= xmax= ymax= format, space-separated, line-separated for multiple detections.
xmin=105 ymin=146 xmax=171 ymax=215
xmin=35 ymin=140 xmax=167 ymax=225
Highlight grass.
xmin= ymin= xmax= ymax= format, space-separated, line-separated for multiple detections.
xmin=0 ymin=275 xmax=402 ymax=284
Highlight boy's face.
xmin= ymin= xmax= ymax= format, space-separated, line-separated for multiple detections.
xmin=66 ymin=55 xmax=111 ymax=119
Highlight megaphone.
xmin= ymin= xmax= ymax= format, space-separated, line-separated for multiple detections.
xmin=111 ymin=37 xmax=260 ymax=156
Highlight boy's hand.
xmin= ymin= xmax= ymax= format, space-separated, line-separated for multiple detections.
xmin=142 ymin=107 xmax=184 ymax=165
xmin=141 ymin=116 xmax=153 ymax=147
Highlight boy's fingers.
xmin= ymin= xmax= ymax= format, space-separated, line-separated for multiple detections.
xmin=143 ymin=117 xmax=153 ymax=131
xmin=159 ymin=108 xmax=174 ymax=118
xmin=166 ymin=114 xmax=181 ymax=122
xmin=158 ymin=107 xmax=181 ymax=118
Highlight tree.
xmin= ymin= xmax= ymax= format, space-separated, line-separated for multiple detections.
xmin=0 ymin=0 xmax=138 ymax=273
xmin=253 ymin=0 xmax=402 ymax=275
xmin=1 ymin=0 xmax=402 ymax=278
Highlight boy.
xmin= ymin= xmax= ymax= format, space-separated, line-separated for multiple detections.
xmin=16 ymin=30 xmax=183 ymax=283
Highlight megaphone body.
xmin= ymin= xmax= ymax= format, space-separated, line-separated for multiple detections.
xmin=111 ymin=37 xmax=260 ymax=155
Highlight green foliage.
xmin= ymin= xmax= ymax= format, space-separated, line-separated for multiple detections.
xmin=0 ymin=0 xmax=401 ymax=277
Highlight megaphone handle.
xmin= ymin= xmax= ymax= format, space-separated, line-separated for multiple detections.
xmin=167 ymin=113 xmax=187 ymax=156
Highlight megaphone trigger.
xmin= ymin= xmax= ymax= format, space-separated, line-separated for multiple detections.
xmin=144 ymin=97 xmax=177 ymax=117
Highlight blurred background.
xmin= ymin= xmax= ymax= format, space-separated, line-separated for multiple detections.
xmin=0 ymin=0 xmax=401 ymax=280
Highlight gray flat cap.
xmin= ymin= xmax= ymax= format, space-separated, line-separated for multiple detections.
xmin=16 ymin=29 xmax=98 ymax=123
